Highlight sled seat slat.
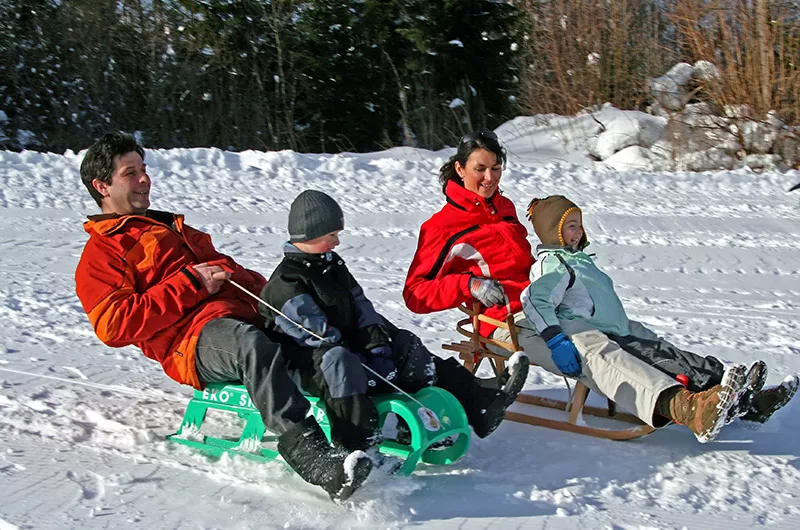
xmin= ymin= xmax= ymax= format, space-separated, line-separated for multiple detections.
xmin=442 ymin=302 xmax=655 ymax=441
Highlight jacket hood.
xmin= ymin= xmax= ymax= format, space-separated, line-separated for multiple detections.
xmin=84 ymin=210 xmax=182 ymax=236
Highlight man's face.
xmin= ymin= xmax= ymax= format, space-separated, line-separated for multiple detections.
xmin=93 ymin=151 xmax=151 ymax=215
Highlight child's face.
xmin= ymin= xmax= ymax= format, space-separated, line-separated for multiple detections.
xmin=561 ymin=210 xmax=583 ymax=249
xmin=296 ymin=230 xmax=341 ymax=254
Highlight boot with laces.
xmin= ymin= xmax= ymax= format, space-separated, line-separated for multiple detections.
xmin=655 ymin=363 xmax=747 ymax=443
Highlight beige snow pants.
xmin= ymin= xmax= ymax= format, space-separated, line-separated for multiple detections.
xmin=490 ymin=313 xmax=680 ymax=427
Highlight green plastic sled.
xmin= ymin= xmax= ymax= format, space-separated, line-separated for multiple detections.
xmin=167 ymin=383 xmax=471 ymax=475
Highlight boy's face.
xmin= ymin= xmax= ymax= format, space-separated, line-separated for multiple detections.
xmin=561 ymin=210 xmax=583 ymax=249
xmin=295 ymin=230 xmax=341 ymax=254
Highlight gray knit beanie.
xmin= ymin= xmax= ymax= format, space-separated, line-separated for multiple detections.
xmin=288 ymin=190 xmax=344 ymax=242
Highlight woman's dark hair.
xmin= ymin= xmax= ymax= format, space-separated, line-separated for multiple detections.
xmin=438 ymin=129 xmax=507 ymax=194
xmin=80 ymin=131 xmax=145 ymax=207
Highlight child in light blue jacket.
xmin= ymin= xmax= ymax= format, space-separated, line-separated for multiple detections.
xmin=521 ymin=195 xmax=797 ymax=426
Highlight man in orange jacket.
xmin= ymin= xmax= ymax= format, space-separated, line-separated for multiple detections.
xmin=75 ymin=132 xmax=372 ymax=501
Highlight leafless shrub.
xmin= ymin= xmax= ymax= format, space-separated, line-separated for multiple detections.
xmin=666 ymin=0 xmax=799 ymax=125
xmin=516 ymin=0 xmax=799 ymax=128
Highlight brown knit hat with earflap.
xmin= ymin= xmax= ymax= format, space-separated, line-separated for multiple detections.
xmin=526 ymin=195 xmax=588 ymax=249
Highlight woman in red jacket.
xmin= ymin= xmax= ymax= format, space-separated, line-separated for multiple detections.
xmin=403 ymin=130 xmax=749 ymax=443
xmin=403 ymin=130 xmax=533 ymax=338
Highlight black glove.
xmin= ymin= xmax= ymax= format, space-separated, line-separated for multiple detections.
xmin=363 ymin=345 xmax=397 ymax=392
xmin=367 ymin=345 xmax=397 ymax=380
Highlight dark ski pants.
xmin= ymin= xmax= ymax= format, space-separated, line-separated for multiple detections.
xmin=609 ymin=320 xmax=726 ymax=393
xmin=194 ymin=317 xmax=310 ymax=435
xmin=431 ymin=356 xmax=500 ymax=427
xmin=290 ymin=323 xmax=437 ymax=452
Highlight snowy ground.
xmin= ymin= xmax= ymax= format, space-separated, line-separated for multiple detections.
xmin=1 ymin=115 xmax=800 ymax=529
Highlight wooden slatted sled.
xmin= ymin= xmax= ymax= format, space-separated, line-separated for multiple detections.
xmin=442 ymin=303 xmax=655 ymax=440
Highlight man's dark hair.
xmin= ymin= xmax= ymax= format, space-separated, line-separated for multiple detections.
xmin=80 ymin=132 xmax=145 ymax=207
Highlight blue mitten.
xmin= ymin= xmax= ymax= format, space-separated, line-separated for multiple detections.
xmin=545 ymin=333 xmax=582 ymax=377
xmin=367 ymin=345 xmax=398 ymax=385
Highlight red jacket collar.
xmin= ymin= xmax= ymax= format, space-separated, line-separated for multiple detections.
xmin=444 ymin=180 xmax=501 ymax=215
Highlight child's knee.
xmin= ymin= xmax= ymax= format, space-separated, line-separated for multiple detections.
xmin=392 ymin=330 xmax=437 ymax=388
xmin=393 ymin=329 xmax=430 ymax=360
xmin=320 ymin=346 xmax=368 ymax=398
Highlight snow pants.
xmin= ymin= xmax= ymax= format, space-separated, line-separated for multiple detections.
xmin=609 ymin=321 xmax=726 ymax=393
xmin=282 ymin=318 xmax=437 ymax=452
xmin=194 ymin=317 xmax=310 ymax=435
xmin=491 ymin=313 xmax=681 ymax=427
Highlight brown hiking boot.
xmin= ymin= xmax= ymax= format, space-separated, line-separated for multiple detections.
xmin=741 ymin=375 xmax=799 ymax=425
xmin=655 ymin=364 xmax=747 ymax=443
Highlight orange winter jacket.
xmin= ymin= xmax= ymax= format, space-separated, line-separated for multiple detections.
xmin=75 ymin=210 xmax=266 ymax=388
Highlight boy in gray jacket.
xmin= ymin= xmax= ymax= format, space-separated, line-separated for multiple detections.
xmin=521 ymin=195 xmax=797 ymax=431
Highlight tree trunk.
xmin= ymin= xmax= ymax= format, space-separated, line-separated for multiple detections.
xmin=756 ymin=0 xmax=772 ymax=112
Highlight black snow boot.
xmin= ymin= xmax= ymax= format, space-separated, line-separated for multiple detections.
xmin=433 ymin=353 xmax=529 ymax=438
xmin=277 ymin=416 xmax=373 ymax=502
xmin=741 ymin=374 xmax=799 ymax=425
xmin=726 ymin=360 xmax=767 ymax=424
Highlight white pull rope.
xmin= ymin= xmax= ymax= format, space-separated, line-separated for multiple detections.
xmin=229 ymin=279 xmax=327 ymax=341
xmin=227 ymin=279 xmax=437 ymax=418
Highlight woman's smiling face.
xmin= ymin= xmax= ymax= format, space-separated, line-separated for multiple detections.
xmin=455 ymin=148 xmax=502 ymax=199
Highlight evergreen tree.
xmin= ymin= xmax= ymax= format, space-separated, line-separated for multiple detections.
xmin=0 ymin=0 xmax=523 ymax=152
xmin=293 ymin=0 xmax=393 ymax=152
xmin=162 ymin=0 xmax=302 ymax=150
xmin=395 ymin=0 xmax=522 ymax=148
xmin=0 ymin=0 xmax=64 ymax=149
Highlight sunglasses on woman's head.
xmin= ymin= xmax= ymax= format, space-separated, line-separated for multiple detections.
xmin=460 ymin=129 xmax=498 ymax=145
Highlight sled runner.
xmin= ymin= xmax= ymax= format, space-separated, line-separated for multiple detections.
xmin=442 ymin=303 xmax=655 ymax=440
xmin=167 ymin=382 xmax=471 ymax=475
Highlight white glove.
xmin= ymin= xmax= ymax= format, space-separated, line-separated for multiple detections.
xmin=469 ymin=276 xmax=505 ymax=307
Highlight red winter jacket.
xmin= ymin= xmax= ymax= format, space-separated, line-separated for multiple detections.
xmin=75 ymin=210 xmax=266 ymax=389
xmin=403 ymin=181 xmax=534 ymax=336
